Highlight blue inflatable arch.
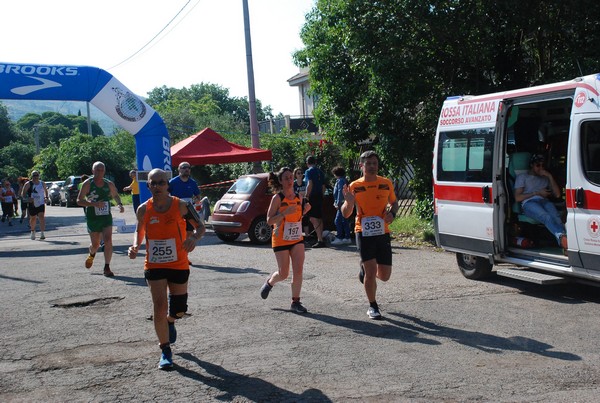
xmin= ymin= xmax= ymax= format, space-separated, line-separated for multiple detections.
xmin=0 ymin=62 xmax=171 ymax=201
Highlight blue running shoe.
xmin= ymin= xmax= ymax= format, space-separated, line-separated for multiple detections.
xmin=260 ymin=281 xmax=273 ymax=299
xmin=168 ymin=321 xmax=177 ymax=344
xmin=158 ymin=346 xmax=173 ymax=370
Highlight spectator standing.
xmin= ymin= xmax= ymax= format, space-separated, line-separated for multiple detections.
xmin=341 ymin=151 xmax=398 ymax=320
xmin=21 ymin=171 xmax=49 ymax=239
xmin=260 ymin=167 xmax=311 ymax=313
xmin=17 ymin=177 xmax=29 ymax=224
xmin=293 ymin=168 xmax=309 ymax=237
xmin=1 ymin=179 xmax=16 ymax=226
xmin=330 ymin=166 xmax=352 ymax=245
xmin=127 ymin=168 xmax=205 ymax=370
xmin=168 ymin=162 xmax=200 ymax=238
xmin=304 ymin=156 xmax=326 ymax=248
xmin=77 ymin=161 xmax=124 ymax=277
xmin=10 ymin=178 xmax=19 ymax=217
xmin=123 ymin=170 xmax=140 ymax=212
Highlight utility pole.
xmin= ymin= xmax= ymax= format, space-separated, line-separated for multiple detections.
xmin=86 ymin=102 xmax=92 ymax=135
xmin=242 ymin=0 xmax=262 ymax=173
xmin=33 ymin=125 xmax=40 ymax=153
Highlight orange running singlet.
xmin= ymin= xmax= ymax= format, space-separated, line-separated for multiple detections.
xmin=349 ymin=176 xmax=397 ymax=234
xmin=143 ymin=197 xmax=189 ymax=270
xmin=271 ymin=193 xmax=304 ymax=248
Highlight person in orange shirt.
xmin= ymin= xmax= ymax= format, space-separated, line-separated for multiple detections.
xmin=341 ymin=151 xmax=398 ymax=320
xmin=127 ymin=168 xmax=205 ymax=370
xmin=260 ymin=167 xmax=311 ymax=313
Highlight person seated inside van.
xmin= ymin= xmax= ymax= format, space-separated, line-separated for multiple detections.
xmin=514 ymin=153 xmax=568 ymax=250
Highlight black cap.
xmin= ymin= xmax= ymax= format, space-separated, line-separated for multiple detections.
xmin=530 ymin=153 xmax=545 ymax=164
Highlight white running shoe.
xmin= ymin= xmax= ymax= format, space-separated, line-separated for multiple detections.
xmin=30 ymin=231 xmax=35 ymax=240
xmin=330 ymin=238 xmax=344 ymax=246
xmin=367 ymin=306 xmax=382 ymax=319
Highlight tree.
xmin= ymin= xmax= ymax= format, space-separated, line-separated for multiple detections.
xmin=0 ymin=102 xmax=18 ymax=148
xmin=146 ymin=83 xmax=273 ymax=142
xmin=0 ymin=142 xmax=36 ymax=179
xmin=294 ymin=0 xmax=600 ymax=202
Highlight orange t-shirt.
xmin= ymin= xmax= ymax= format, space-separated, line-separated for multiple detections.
xmin=349 ymin=176 xmax=397 ymax=234
xmin=271 ymin=193 xmax=304 ymax=248
xmin=143 ymin=197 xmax=189 ymax=270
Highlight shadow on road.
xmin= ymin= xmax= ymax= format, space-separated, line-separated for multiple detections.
xmin=299 ymin=311 xmax=440 ymax=345
xmin=387 ymin=312 xmax=581 ymax=361
xmin=0 ymin=273 xmax=45 ymax=284
xmin=176 ymin=352 xmax=333 ymax=402
xmin=191 ymin=263 xmax=264 ymax=276
xmin=485 ymin=275 xmax=600 ymax=305
xmin=0 ymin=244 xmax=132 ymax=258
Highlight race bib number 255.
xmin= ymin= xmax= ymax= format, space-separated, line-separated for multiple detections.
xmin=148 ymin=238 xmax=178 ymax=263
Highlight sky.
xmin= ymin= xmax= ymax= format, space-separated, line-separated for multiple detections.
xmin=2 ymin=0 xmax=315 ymax=116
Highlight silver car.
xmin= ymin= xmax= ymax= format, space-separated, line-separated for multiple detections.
xmin=46 ymin=181 xmax=64 ymax=206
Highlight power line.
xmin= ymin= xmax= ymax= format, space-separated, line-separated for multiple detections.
xmin=107 ymin=0 xmax=198 ymax=70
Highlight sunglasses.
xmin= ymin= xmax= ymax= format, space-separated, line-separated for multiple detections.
xmin=179 ymin=166 xmax=191 ymax=170
xmin=148 ymin=180 xmax=167 ymax=187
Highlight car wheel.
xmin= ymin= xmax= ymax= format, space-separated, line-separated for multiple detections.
xmin=216 ymin=232 xmax=241 ymax=243
xmin=248 ymin=216 xmax=271 ymax=244
xmin=456 ymin=253 xmax=493 ymax=280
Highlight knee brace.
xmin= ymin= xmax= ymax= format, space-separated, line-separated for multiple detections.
xmin=169 ymin=293 xmax=188 ymax=319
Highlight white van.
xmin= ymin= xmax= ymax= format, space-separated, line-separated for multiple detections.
xmin=433 ymin=73 xmax=600 ymax=284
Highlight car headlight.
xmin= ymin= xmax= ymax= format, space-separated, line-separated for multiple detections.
xmin=237 ymin=201 xmax=250 ymax=213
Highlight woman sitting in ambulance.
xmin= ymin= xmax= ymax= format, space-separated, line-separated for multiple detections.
xmin=514 ymin=153 xmax=568 ymax=250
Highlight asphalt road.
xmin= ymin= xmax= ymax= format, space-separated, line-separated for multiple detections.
xmin=1 ymin=205 xmax=600 ymax=402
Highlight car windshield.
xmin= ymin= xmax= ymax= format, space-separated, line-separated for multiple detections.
xmin=227 ymin=177 xmax=261 ymax=195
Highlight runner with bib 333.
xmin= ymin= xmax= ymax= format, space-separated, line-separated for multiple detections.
xmin=341 ymin=150 xmax=398 ymax=320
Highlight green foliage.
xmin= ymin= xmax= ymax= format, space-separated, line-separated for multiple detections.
xmin=0 ymin=142 xmax=36 ymax=179
xmin=51 ymin=132 xmax=133 ymax=188
xmin=0 ymin=102 xmax=17 ymax=148
xmin=33 ymin=144 xmax=60 ymax=180
xmin=389 ymin=212 xmax=435 ymax=246
xmin=146 ymin=83 xmax=273 ymax=142
xmin=413 ymin=197 xmax=434 ymax=221
xmin=295 ymin=0 xmax=600 ymax=200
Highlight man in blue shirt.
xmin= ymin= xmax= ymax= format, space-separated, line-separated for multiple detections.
xmin=169 ymin=161 xmax=200 ymax=237
xmin=304 ymin=156 xmax=326 ymax=248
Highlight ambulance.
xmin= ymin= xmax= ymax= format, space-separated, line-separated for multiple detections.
xmin=433 ymin=73 xmax=600 ymax=284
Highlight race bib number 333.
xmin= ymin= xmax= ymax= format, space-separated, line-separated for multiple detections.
xmin=361 ymin=216 xmax=385 ymax=237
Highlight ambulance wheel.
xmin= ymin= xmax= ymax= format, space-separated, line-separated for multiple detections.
xmin=216 ymin=232 xmax=240 ymax=243
xmin=456 ymin=253 xmax=493 ymax=280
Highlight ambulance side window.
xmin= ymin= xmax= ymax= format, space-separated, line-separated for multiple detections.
xmin=581 ymin=120 xmax=600 ymax=185
xmin=437 ymin=128 xmax=494 ymax=182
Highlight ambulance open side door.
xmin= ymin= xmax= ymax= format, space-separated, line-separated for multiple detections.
xmin=567 ymin=114 xmax=600 ymax=274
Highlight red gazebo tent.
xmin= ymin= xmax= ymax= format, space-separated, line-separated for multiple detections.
xmin=170 ymin=127 xmax=272 ymax=167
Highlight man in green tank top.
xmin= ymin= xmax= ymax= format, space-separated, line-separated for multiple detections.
xmin=77 ymin=161 xmax=124 ymax=277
